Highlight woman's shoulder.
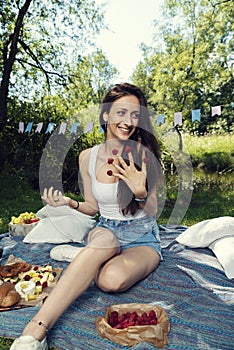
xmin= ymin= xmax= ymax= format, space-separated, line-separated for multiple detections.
xmin=79 ymin=148 xmax=91 ymax=161
xmin=79 ymin=144 xmax=100 ymax=163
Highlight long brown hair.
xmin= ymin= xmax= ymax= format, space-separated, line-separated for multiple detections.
xmin=100 ymin=83 xmax=162 ymax=215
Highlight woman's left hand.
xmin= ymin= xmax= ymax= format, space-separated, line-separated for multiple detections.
xmin=113 ymin=151 xmax=147 ymax=198
xmin=41 ymin=187 xmax=72 ymax=207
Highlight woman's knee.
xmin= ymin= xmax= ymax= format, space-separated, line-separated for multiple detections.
xmin=96 ymin=264 xmax=127 ymax=292
xmin=88 ymin=228 xmax=119 ymax=252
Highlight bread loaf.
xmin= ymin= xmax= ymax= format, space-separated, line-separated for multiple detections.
xmin=0 ymin=282 xmax=20 ymax=307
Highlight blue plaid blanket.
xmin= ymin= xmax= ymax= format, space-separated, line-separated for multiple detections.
xmin=0 ymin=226 xmax=233 ymax=350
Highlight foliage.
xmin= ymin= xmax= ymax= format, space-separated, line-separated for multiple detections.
xmin=132 ymin=0 xmax=234 ymax=134
xmin=0 ymin=0 xmax=107 ymax=131
xmin=0 ymin=0 xmax=105 ymax=96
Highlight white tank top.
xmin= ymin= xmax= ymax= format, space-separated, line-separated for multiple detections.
xmin=89 ymin=145 xmax=145 ymax=220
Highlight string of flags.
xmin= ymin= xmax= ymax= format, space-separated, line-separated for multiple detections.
xmin=17 ymin=103 xmax=233 ymax=134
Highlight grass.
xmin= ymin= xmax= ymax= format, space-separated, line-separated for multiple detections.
xmin=183 ymin=133 xmax=234 ymax=171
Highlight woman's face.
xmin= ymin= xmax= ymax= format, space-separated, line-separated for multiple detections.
xmin=104 ymin=95 xmax=140 ymax=141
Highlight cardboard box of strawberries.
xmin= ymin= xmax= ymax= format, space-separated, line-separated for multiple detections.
xmin=95 ymin=303 xmax=170 ymax=348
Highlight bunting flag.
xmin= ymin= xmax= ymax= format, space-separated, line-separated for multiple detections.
xmin=70 ymin=122 xmax=79 ymax=134
xmin=45 ymin=122 xmax=55 ymax=134
xmin=18 ymin=122 xmax=24 ymax=133
xmin=211 ymin=105 xmax=221 ymax=116
xmin=174 ymin=112 xmax=182 ymax=126
xmin=35 ymin=122 xmax=43 ymax=133
xmin=156 ymin=114 xmax=165 ymax=125
xmin=85 ymin=121 xmax=93 ymax=133
xmin=14 ymin=102 xmax=232 ymax=135
xmin=25 ymin=122 xmax=33 ymax=133
xmin=59 ymin=122 xmax=67 ymax=134
xmin=192 ymin=109 xmax=201 ymax=122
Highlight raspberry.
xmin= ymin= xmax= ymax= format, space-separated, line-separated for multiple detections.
xmin=108 ymin=309 xmax=158 ymax=328
xmin=149 ymin=310 xmax=156 ymax=319
xmin=113 ymin=324 xmax=122 ymax=329
xmin=150 ymin=319 xmax=157 ymax=325
xmin=112 ymin=149 xmax=118 ymax=155
xmin=118 ymin=314 xmax=127 ymax=323
xmin=125 ymin=146 xmax=132 ymax=153
xmin=107 ymin=158 xmax=114 ymax=164
xmin=107 ymin=170 xmax=113 ymax=176
xmin=143 ymin=157 xmax=150 ymax=164
xmin=110 ymin=311 xmax=119 ymax=318
xmin=24 ymin=275 xmax=30 ymax=281
xmin=108 ymin=316 xmax=117 ymax=327
xmin=33 ymin=266 xmax=39 ymax=271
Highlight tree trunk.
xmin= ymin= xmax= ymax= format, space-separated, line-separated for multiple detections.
xmin=0 ymin=0 xmax=32 ymax=132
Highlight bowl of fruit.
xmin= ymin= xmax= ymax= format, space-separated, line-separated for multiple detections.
xmin=9 ymin=212 xmax=40 ymax=236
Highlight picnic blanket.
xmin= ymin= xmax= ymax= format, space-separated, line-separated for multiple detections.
xmin=0 ymin=226 xmax=233 ymax=350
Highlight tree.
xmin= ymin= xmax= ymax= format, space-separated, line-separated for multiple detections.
xmin=0 ymin=0 xmax=105 ymax=131
xmin=132 ymin=0 xmax=234 ymax=133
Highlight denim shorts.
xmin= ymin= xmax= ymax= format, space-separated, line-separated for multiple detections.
xmin=95 ymin=215 xmax=162 ymax=259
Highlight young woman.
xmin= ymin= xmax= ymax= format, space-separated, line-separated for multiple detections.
xmin=10 ymin=83 xmax=162 ymax=350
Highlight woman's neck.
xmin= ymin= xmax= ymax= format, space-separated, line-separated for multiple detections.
xmin=103 ymin=139 xmax=125 ymax=155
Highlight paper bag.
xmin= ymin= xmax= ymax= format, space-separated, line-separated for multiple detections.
xmin=96 ymin=303 xmax=170 ymax=348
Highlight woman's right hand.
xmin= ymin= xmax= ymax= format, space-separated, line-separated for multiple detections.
xmin=41 ymin=187 xmax=72 ymax=207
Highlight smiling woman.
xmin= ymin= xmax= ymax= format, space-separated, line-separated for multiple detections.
xmin=9 ymin=83 xmax=163 ymax=350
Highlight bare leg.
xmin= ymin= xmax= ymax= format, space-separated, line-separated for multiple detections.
xmin=21 ymin=228 xmax=120 ymax=341
xmin=96 ymin=246 xmax=160 ymax=292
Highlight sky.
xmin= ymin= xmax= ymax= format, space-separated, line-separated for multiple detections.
xmin=95 ymin=0 xmax=164 ymax=82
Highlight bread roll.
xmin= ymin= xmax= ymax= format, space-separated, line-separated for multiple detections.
xmin=0 ymin=282 xmax=20 ymax=307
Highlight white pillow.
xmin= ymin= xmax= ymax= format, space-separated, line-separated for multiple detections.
xmin=23 ymin=205 xmax=96 ymax=244
xmin=209 ymin=236 xmax=234 ymax=279
xmin=176 ymin=216 xmax=234 ymax=248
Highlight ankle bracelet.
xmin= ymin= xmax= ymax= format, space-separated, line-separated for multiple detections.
xmin=30 ymin=319 xmax=49 ymax=333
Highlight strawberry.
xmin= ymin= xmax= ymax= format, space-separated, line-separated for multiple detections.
xmin=30 ymin=218 xmax=39 ymax=223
